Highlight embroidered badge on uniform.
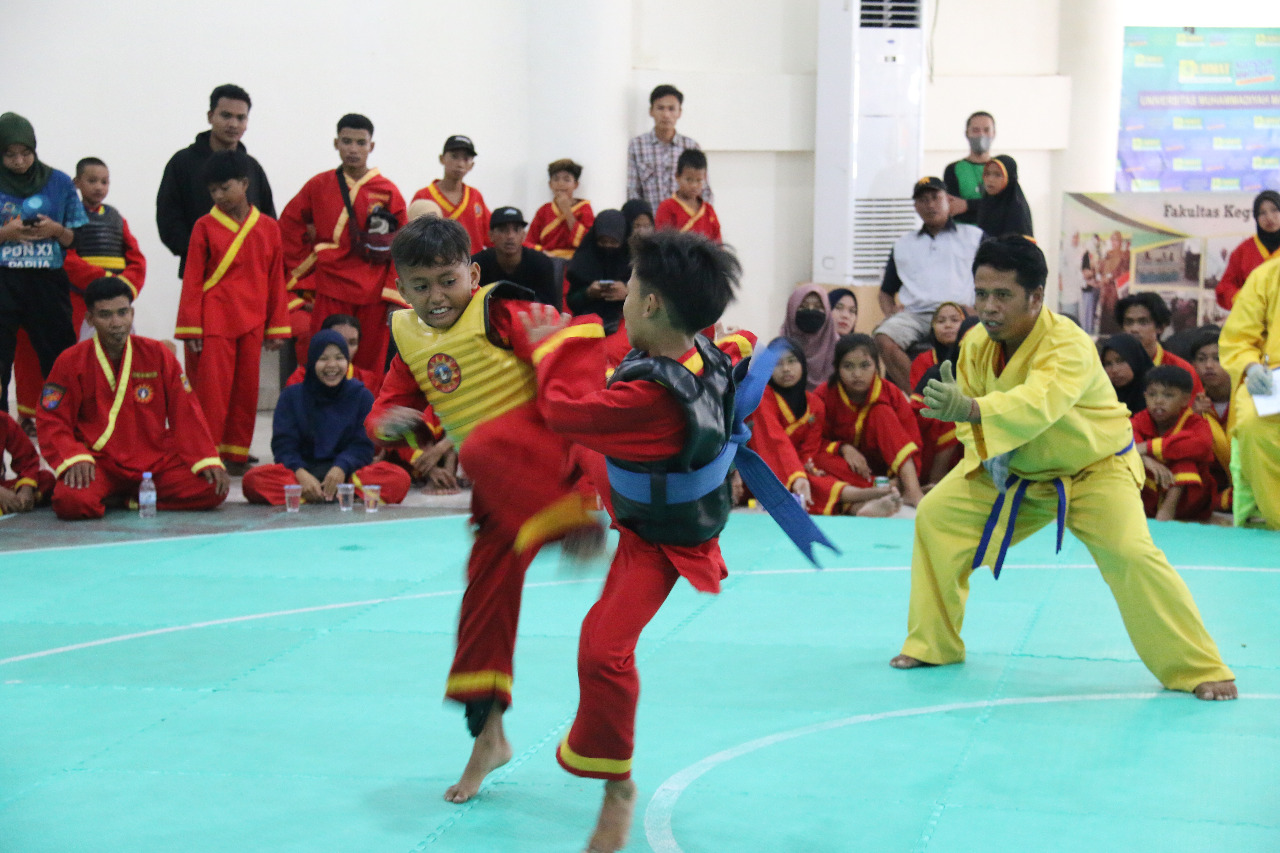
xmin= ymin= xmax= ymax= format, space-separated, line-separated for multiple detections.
xmin=134 ymin=383 xmax=154 ymax=404
xmin=427 ymin=353 xmax=462 ymax=393
xmin=180 ymin=374 xmax=193 ymax=392
xmin=40 ymin=383 xmax=65 ymax=411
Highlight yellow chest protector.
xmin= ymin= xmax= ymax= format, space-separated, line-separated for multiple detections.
xmin=391 ymin=283 xmax=536 ymax=446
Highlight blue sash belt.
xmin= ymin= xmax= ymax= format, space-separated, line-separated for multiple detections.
xmin=606 ymin=338 xmax=840 ymax=566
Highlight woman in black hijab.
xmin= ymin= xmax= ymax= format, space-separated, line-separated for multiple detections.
xmin=565 ymin=208 xmax=632 ymax=332
xmin=1100 ymin=332 xmax=1155 ymax=415
xmin=974 ymin=154 xmax=1033 ymax=238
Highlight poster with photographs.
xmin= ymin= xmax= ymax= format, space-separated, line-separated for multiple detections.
xmin=1058 ymin=192 xmax=1255 ymax=337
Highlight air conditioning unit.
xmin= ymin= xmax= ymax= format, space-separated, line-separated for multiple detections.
xmin=812 ymin=0 xmax=925 ymax=284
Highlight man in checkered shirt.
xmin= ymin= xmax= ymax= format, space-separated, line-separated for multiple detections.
xmin=626 ymin=84 xmax=713 ymax=211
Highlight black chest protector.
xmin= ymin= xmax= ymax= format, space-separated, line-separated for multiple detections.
xmin=606 ymin=335 xmax=736 ymax=546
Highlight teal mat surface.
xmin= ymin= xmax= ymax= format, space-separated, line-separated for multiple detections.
xmin=1 ymin=514 xmax=1277 ymax=852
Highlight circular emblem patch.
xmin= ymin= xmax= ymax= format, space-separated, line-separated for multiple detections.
xmin=427 ymin=353 xmax=461 ymax=393
xmin=134 ymin=383 xmax=154 ymax=404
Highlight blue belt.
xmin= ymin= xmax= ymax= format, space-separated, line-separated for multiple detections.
xmin=973 ymin=438 xmax=1134 ymax=580
xmin=606 ymin=338 xmax=840 ymax=567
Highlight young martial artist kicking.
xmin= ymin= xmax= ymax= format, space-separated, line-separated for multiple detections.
xmin=891 ymin=235 xmax=1236 ymax=701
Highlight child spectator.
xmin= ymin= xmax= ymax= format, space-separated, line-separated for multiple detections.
xmin=285 ymin=313 xmax=383 ymax=395
xmin=1101 ymin=333 xmax=1154 ymax=416
xmin=0 ymin=113 xmax=87 ymax=418
xmin=1132 ymin=366 xmax=1215 ymax=521
xmin=175 ymin=150 xmax=291 ymax=472
xmin=816 ymin=334 xmax=926 ymax=507
xmin=1115 ymin=291 xmax=1202 ymax=394
xmin=38 ymin=278 xmax=228 ymax=520
xmin=368 ymin=216 xmax=601 ymax=805
xmin=525 ymin=159 xmax=594 ymax=259
xmin=828 ymin=287 xmax=859 ymax=336
xmin=654 ymin=149 xmax=721 ymax=243
xmin=1 ymin=410 xmax=53 ymax=514
xmin=242 ymin=329 xmax=409 ymax=506
xmin=1188 ymin=328 xmax=1232 ymax=509
xmin=973 ymin=154 xmax=1033 ymax=238
xmin=411 ymin=136 xmax=490 ymax=255
xmin=11 ymin=156 xmax=146 ymax=428
xmin=911 ymin=313 xmax=980 ymax=489
xmin=280 ymin=113 xmax=407 ymax=373
xmin=626 ymin=84 xmax=712 ymax=212
xmin=748 ymin=338 xmax=900 ymax=516
xmin=472 ymin=206 xmax=559 ymax=306
xmin=908 ymin=302 xmax=967 ymax=393
xmin=1214 ymin=190 xmax=1280 ymax=310
xmin=622 ymin=198 xmax=655 ymax=238
xmin=780 ymin=284 xmax=839 ymax=389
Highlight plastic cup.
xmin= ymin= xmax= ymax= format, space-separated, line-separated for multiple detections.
xmin=337 ymin=483 xmax=355 ymax=511
xmin=283 ymin=484 xmax=302 ymax=512
xmin=363 ymin=484 xmax=381 ymax=513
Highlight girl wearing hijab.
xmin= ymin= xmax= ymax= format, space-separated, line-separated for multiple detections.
xmin=973 ymin=154 xmax=1033 ymax=238
xmin=911 ymin=313 xmax=981 ymax=487
xmin=744 ymin=337 xmax=901 ymax=516
xmin=242 ymin=329 xmax=410 ymax=505
xmin=1215 ymin=189 xmax=1280 ymax=310
xmin=781 ymin=284 xmax=840 ymax=389
xmin=621 ymin=198 xmax=654 ymax=241
xmin=0 ymin=112 xmax=88 ymax=417
xmin=907 ymin=302 xmax=967 ymax=396
xmin=827 ymin=287 xmax=859 ymax=336
xmin=1100 ymin=333 xmax=1155 ymax=416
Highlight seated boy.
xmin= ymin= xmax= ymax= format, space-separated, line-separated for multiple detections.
xmin=411 ymin=135 xmax=491 ymax=255
xmin=1 ymin=410 xmax=54 ymax=514
xmin=176 ymin=150 xmax=291 ymax=471
xmin=366 ymin=216 xmax=601 ymax=804
xmin=38 ymin=278 xmax=229 ymax=520
xmin=285 ymin=313 xmax=383 ymax=395
xmin=1132 ymin=365 xmax=1216 ymax=521
xmin=1188 ymin=329 xmax=1232 ymax=510
xmin=525 ymin=158 xmax=594 ymax=259
xmin=654 ymin=149 xmax=722 ymax=243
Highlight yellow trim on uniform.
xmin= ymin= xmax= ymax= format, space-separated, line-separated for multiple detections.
xmin=716 ymin=333 xmax=754 ymax=358
xmin=826 ymin=440 xmax=841 ymax=455
xmin=55 ymin=453 xmax=95 ymax=477
xmin=381 ymin=286 xmax=409 ymax=307
xmin=174 ymin=326 xmax=203 ymax=337
xmin=218 ymin=443 xmax=252 ymax=456
xmin=889 ymin=442 xmax=918 ymax=475
xmin=286 ymin=296 xmax=306 ymax=311
xmin=265 ymin=326 xmax=292 ymax=337
xmin=328 ymin=168 xmax=382 ymax=246
xmin=79 ymin=255 xmax=127 ymax=271
xmin=937 ymin=428 xmax=957 ymax=447
xmin=514 ymin=492 xmax=594 ymax=555
xmin=1173 ymin=471 xmax=1202 ymax=486
xmin=13 ymin=477 xmax=38 ymax=491
xmin=116 ymin=275 xmax=139 ymax=298
xmin=15 ymin=403 xmax=36 ymax=417
xmin=670 ymin=194 xmax=706 ymax=232
xmin=446 ymin=669 xmax=513 ymax=697
xmin=191 ymin=457 xmax=224 ymax=475
xmin=409 ymin=449 xmax=425 ymax=464
xmin=823 ymin=481 xmax=848 ymax=516
xmin=203 ymin=206 xmax=261 ymax=292
xmin=427 ymin=181 xmax=471 ymax=221
xmin=784 ymin=470 xmax=805 ymax=489
xmin=557 ymin=736 xmax=632 ymax=776
xmin=538 ymin=199 xmax=591 ymax=241
xmin=209 ymin=206 xmax=241 ymax=233
xmin=1151 ymin=437 xmax=1165 ymax=462
xmin=91 ymin=335 xmax=133 ymax=452
xmin=532 ymin=323 xmax=605 ymax=366
xmin=288 ymin=254 xmax=318 ymax=284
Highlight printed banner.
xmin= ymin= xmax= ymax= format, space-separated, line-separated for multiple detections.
xmin=1117 ymin=27 xmax=1280 ymax=193
xmin=1058 ymin=192 xmax=1257 ymax=336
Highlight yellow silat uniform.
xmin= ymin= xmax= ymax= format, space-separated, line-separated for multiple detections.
xmin=901 ymin=307 xmax=1233 ymax=692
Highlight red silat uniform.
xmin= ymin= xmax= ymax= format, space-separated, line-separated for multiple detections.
xmin=748 ymin=387 xmax=852 ymax=516
xmin=279 ymin=168 xmax=407 ymax=372
xmin=175 ymin=206 xmax=291 ymax=463
xmin=411 ymin=181 xmax=491 ymax=254
xmin=655 ymin=196 xmax=722 ymax=243
xmin=1215 ymin=235 xmax=1278 ymax=310
xmin=1203 ymin=401 xmax=1232 ymax=511
xmin=1132 ymin=406 xmax=1216 ymax=521
xmin=1 ymin=411 xmax=54 ymax=508
xmin=906 ymin=350 xmax=961 ymax=482
xmin=815 ymin=376 xmax=922 ymax=486
xmin=36 ymin=336 xmax=225 ymax=520
xmin=1153 ymin=344 xmax=1203 ymax=396
xmin=525 ymin=200 xmax=595 ymax=259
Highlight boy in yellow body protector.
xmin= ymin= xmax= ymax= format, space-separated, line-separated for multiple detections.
xmin=1219 ymin=257 xmax=1280 ymax=530
xmin=891 ymin=236 xmax=1236 ymax=701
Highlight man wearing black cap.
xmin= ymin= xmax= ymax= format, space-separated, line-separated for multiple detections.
xmin=875 ymin=176 xmax=985 ymax=390
xmin=472 ymin=207 xmax=559 ymax=307
xmin=411 ymin=135 xmax=491 ymax=255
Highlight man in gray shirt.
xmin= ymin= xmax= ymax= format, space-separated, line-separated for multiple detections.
xmin=626 ymin=84 xmax=712 ymax=211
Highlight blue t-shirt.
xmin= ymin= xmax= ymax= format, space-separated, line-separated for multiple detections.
xmin=0 ymin=168 xmax=88 ymax=269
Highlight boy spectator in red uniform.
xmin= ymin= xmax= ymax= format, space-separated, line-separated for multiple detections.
xmin=654 ymin=149 xmax=721 ymax=243
xmin=38 ymin=278 xmax=228 ymax=520
xmin=1188 ymin=329 xmax=1232 ymax=509
xmin=1 ymin=410 xmax=53 ymax=514
xmin=367 ymin=216 xmax=601 ymax=805
xmin=816 ymin=333 xmax=926 ymax=507
xmin=284 ymin=313 xmax=383 ymax=395
xmin=411 ymin=136 xmax=491 ymax=255
xmin=11 ymin=156 xmax=147 ymax=427
xmin=1115 ymin=291 xmax=1202 ymax=395
xmin=175 ymin=151 xmax=291 ymax=471
xmin=525 ymin=159 xmax=594 ymax=260
xmin=280 ymin=114 xmax=407 ymax=373
xmin=1132 ymin=365 xmax=1215 ymax=521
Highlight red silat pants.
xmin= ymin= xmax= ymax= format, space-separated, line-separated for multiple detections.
xmin=444 ymin=402 xmax=596 ymax=709
xmin=241 ymin=461 xmax=410 ymax=505
xmin=310 ymin=295 xmax=389 ymax=374
xmin=12 ymin=291 xmax=87 ymax=418
xmin=185 ymin=330 xmax=263 ymax=463
xmin=556 ymin=529 xmax=681 ymax=781
xmin=51 ymin=453 xmax=225 ymax=520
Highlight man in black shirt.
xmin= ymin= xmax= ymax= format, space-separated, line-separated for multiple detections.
xmin=471 ymin=206 xmax=558 ymax=307
xmin=155 ymin=84 xmax=275 ymax=276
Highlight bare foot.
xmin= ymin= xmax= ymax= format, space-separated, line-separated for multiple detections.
xmin=444 ymin=710 xmax=513 ymax=803
xmin=585 ymin=778 xmax=637 ymax=853
xmin=1193 ymin=680 xmax=1238 ymax=701
xmin=855 ymin=488 xmax=902 ymax=518
xmin=890 ymin=654 xmax=937 ymax=669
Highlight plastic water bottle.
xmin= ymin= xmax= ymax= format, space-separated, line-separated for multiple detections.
xmin=138 ymin=472 xmax=157 ymax=518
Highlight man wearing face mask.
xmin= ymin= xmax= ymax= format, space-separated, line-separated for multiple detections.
xmin=943 ymin=111 xmax=996 ymax=227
